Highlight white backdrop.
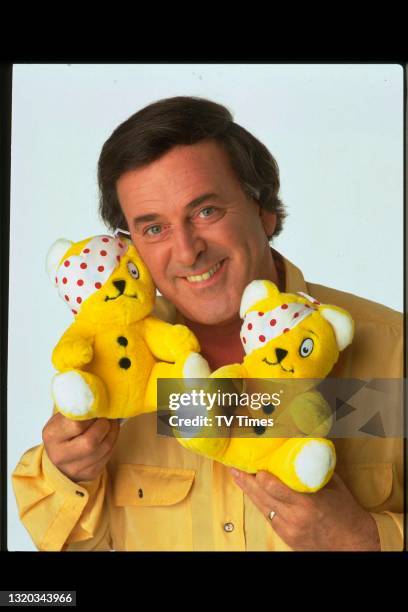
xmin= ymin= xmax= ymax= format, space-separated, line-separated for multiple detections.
xmin=8 ymin=63 xmax=404 ymax=550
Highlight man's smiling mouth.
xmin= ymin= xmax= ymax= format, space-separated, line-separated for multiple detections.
xmin=184 ymin=259 xmax=226 ymax=284
xmin=262 ymin=357 xmax=295 ymax=374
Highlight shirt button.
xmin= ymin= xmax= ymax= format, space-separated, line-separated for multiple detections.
xmin=75 ymin=490 xmax=85 ymax=497
xmin=223 ymin=522 xmax=234 ymax=533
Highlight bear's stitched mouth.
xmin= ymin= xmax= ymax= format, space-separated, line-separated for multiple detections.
xmin=104 ymin=293 xmax=138 ymax=302
xmin=262 ymin=357 xmax=295 ymax=374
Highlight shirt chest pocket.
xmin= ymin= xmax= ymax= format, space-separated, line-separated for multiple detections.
xmin=336 ymin=462 xmax=393 ymax=511
xmin=111 ymin=463 xmax=196 ymax=551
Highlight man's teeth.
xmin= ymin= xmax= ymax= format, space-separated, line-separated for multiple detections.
xmin=186 ymin=262 xmax=221 ymax=283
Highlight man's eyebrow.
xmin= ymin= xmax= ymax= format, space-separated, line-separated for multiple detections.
xmin=132 ymin=192 xmax=218 ymax=226
xmin=185 ymin=192 xmax=219 ymax=211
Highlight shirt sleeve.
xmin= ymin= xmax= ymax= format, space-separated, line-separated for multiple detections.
xmin=370 ymin=511 xmax=404 ymax=551
xmin=11 ymin=444 xmax=111 ymax=552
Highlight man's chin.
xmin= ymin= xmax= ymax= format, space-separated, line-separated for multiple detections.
xmin=176 ymin=304 xmax=240 ymax=327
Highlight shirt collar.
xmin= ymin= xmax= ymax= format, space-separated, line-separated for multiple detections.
xmin=275 ymin=250 xmax=309 ymax=294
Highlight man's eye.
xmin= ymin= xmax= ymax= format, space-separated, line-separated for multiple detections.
xmin=199 ymin=206 xmax=216 ymax=218
xmin=145 ymin=225 xmax=162 ymax=236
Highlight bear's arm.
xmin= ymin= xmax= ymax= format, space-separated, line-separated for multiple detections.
xmin=142 ymin=316 xmax=200 ymax=361
xmin=288 ymin=389 xmax=333 ymax=437
xmin=52 ymin=321 xmax=95 ymax=371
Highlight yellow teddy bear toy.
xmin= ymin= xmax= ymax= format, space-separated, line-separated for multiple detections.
xmin=175 ymin=280 xmax=354 ymax=493
xmin=46 ymin=234 xmax=210 ymax=420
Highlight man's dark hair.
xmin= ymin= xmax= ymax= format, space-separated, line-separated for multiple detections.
xmin=98 ymin=96 xmax=286 ymax=238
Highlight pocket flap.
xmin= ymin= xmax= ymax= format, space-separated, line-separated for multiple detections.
xmin=336 ymin=462 xmax=393 ymax=509
xmin=112 ymin=464 xmax=196 ymax=507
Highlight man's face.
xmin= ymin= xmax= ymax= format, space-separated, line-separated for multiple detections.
xmin=117 ymin=140 xmax=276 ymax=325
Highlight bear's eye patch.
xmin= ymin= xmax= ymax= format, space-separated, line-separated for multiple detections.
xmin=299 ymin=338 xmax=314 ymax=357
xmin=127 ymin=262 xmax=139 ymax=279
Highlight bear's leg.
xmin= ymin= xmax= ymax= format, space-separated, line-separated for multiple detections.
xmin=268 ymin=438 xmax=336 ymax=493
xmin=182 ymin=352 xmax=212 ymax=378
xmin=51 ymin=369 xmax=108 ymax=420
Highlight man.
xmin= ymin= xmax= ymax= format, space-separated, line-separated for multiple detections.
xmin=12 ymin=96 xmax=403 ymax=551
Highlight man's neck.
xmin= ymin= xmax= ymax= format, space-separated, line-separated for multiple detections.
xmin=184 ymin=248 xmax=284 ymax=370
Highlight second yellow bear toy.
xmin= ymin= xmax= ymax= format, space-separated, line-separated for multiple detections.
xmin=46 ymin=234 xmax=210 ymax=420
xmin=175 ymin=280 xmax=355 ymax=493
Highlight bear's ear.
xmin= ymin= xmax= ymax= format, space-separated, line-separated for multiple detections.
xmin=240 ymin=280 xmax=280 ymax=318
xmin=46 ymin=238 xmax=73 ymax=286
xmin=320 ymin=306 xmax=354 ymax=351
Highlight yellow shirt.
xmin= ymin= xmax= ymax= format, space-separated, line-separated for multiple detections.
xmin=12 ymin=255 xmax=404 ymax=551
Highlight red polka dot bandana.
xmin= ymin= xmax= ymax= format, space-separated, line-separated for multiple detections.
xmin=240 ymin=297 xmax=319 ymax=354
xmin=55 ymin=235 xmax=129 ymax=315
xmin=296 ymin=292 xmax=321 ymax=307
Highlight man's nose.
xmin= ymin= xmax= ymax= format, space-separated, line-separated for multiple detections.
xmin=173 ymin=225 xmax=206 ymax=267
xmin=275 ymin=348 xmax=288 ymax=363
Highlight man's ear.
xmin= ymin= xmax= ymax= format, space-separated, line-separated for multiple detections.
xmin=259 ymin=207 xmax=277 ymax=238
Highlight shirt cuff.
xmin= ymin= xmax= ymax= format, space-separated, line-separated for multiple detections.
xmin=370 ymin=512 xmax=404 ymax=551
xmin=42 ymin=449 xmax=101 ymax=497
xmin=40 ymin=450 xmax=94 ymax=551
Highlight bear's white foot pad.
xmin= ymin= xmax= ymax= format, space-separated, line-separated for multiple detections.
xmin=294 ymin=441 xmax=335 ymax=489
xmin=183 ymin=353 xmax=211 ymax=378
xmin=52 ymin=371 xmax=94 ymax=416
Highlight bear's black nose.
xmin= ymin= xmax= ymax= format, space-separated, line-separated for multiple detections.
xmin=275 ymin=348 xmax=288 ymax=363
xmin=113 ymin=280 xmax=126 ymax=294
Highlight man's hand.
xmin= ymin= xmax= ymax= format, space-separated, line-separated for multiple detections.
xmin=230 ymin=468 xmax=381 ymax=551
xmin=42 ymin=412 xmax=120 ymax=483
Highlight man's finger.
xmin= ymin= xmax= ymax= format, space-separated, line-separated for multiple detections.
xmin=60 ymin=420 xmax=120 ymax=472
xmin=45 ymin=412 xmax=97 ymax=443
xmin=254 ymin=471 xmax=300 ymax=504
xmin=59 ymin=419 xmax=114 ymax=463
xmin=230 ymin=468 xmax=292 ymax=507
xmin=78 ymin=419 xmax=120 ymax=466
xmin=230 ymin=469 xmax=289 ymax=525
xmin=325 ymin=471 xmax=344 ymax=490
xmin=75 ymin=426 xmax=120 ymax=473
xmin=74 ymin=418 xmax=112 ymax=445
xmin=246 ymin=487 xmax=288 ymax=526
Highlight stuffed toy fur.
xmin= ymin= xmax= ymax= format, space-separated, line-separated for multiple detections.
xmin=46 ymin=234 xmax=210 ymax=420
xmin=176 ymin=280 xmax=354 ymax=493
